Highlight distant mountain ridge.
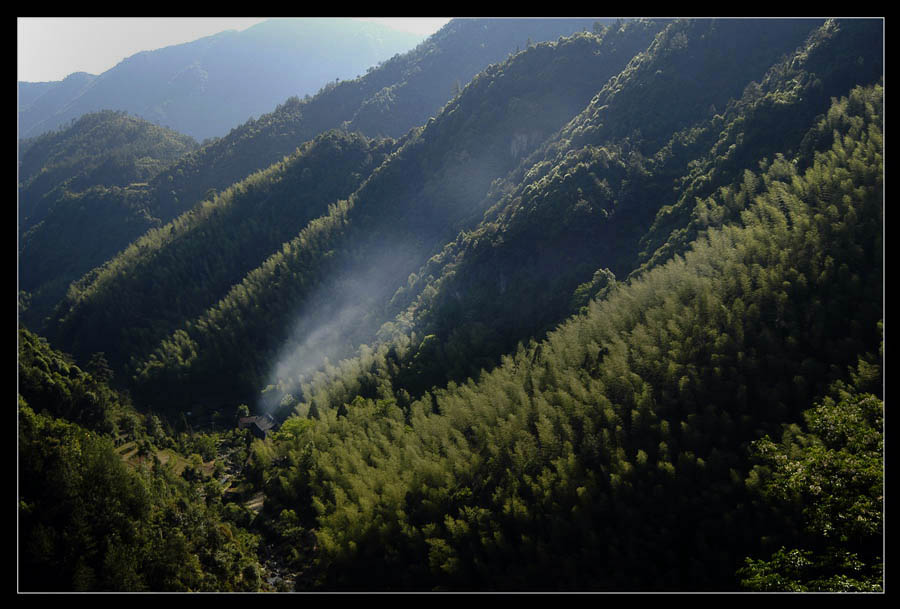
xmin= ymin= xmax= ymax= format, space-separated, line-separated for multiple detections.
xmin=17 ymin=18 xmax=427 ymax=141
xmin=19 ymin=72 xmax=97 ymax=115
xmin=144 ymin=18 xmax=608 ymax=219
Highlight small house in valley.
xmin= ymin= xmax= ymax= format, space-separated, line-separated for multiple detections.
xmin=238 ymin=413 xmax=278 ymax=439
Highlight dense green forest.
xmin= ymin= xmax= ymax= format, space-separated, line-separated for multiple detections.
xmin=18 ymin=18 xmax=883 ymax=592
xmin=20 ymin=18 xmax=604 ymax=337
xmin=18 ymin=111 xmax=200 ymax=329
xmin=18 ymin=327 xmax=266 ymax=591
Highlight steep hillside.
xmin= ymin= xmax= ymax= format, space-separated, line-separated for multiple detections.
xmin=110 ymin=19 xmax=665 ymax=414
xmin=337 ymin=17 xmax=616 ymax=138
xmin=146 ymin=18 xmax=607 ymax=223
xmin=18 ymin=17 xmax=883 ymax=593
xmin=17 ymin=18 xmax=425 ymax=141
xmin=227 ymin=21 xmax=882 ymax=590
xmin=341 ymin=17 xmax=882 ymax=399
xmin=246 ymin=77 xmax=884 ymax=593
xmin=48 ymin=130 xmax=397 ymax=376
xmin=18 ymin=110 xmax=198 ymax=329
xmin=248 ymin=18 xmax=852 ymax=411
xmin=21 ymin=18 xmax=611 ymax=341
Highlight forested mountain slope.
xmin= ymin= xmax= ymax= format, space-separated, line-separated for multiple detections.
xmin=227 ymin=17 xmax=854 ymax=416
xmin=48 ymin=131 xmax=397 ymax=378
xmin=21 ymin=18 xmax=606 ymax=341
xmin=235 ymin=19 xmax=883 ymax=590
xmin=18 ymin=111 xmax=199 ymax=330
xmin=335 ymin=17 xmax=613 ymax=138
xmin=145 ymin=18 xmax=605 ymax=226
xmin=110 ymin=19 xmax=666 ymax=415
xmin=17 ymin=18 xmax=425 ymax=141
xmin=18 ymin=17 xmax=883 ymax=593
xmin=245 ymin=79 xmax=884 ymax=592
xmin=328 ymin=17 xmax=882 ymax=401
xmin=18 ymin=110 xmax=198 ymax=232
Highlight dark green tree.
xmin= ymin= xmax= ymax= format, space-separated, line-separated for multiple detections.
xmin=739 ymin=358 xmax=883 ymax=592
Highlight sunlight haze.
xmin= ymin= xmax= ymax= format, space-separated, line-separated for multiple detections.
xmin=17 ymin=17 xmax=452 ymax=82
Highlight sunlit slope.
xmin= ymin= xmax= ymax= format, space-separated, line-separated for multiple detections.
xmin=125 ymin=21 xmax=666 ymax=413
xmin=250 ymin=80 xmax=883 ymax=591
xmin=343 ymin=18 xmax=882 ymax=399
xmin=145 ymin=18 xmax=608 ymax=225
xmin=18 ymin=111 xmax=199 ymax=330
xmin=47 ymin=131 xmax=395 ymax=373
xmin=263 ymin=18 xmax=878 ymax=414
xmin=16 ymin=17 xmax=883 ymax=593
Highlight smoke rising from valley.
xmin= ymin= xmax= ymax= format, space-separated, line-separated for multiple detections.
xmin=257 ymin=243 xmax=418 ymax=416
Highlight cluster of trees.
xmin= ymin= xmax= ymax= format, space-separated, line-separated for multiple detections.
xmin=279 ymin=17 xmax=881 ymax=413
xmin=738 ymin=367 xmax=883 ymax=591
xmin=47 ymin=130 xmax=396 ymax=376
xmin=18 ymin=111 xmax=200 ymax=331
xmin=46 ymin=19 xmax=673 ymax=417
xmin=18 ymin=328 xmax=266 ymax=591
xmin=242 ymin=82 xmax=883 ymax=590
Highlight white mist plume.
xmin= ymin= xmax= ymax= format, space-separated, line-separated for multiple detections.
xmin=258 ymin=245 xmax=415 ymax=415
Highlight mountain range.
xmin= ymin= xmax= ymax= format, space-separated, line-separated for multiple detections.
xmin=17 ymin=17 xmax=884 ymax=592
xmin=18 ymin=18 xmax=428 ymax=141
xmin=18 ymin=17 xmax=605 ymax=333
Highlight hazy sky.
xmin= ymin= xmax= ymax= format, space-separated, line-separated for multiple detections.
xmin=17 ymin=17 xmax=453 ymax=82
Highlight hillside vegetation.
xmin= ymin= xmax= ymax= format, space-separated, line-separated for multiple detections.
xmin=18 ymin=18 xmax=883 ymax=592
xmin=22 ymin=18 xmax=604 ymax=339
xmin=18 ymin=110 xmax=199 ymax=329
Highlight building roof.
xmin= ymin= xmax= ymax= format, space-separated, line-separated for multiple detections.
xmin=238 ymin=413 xmax=277 ymax=435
